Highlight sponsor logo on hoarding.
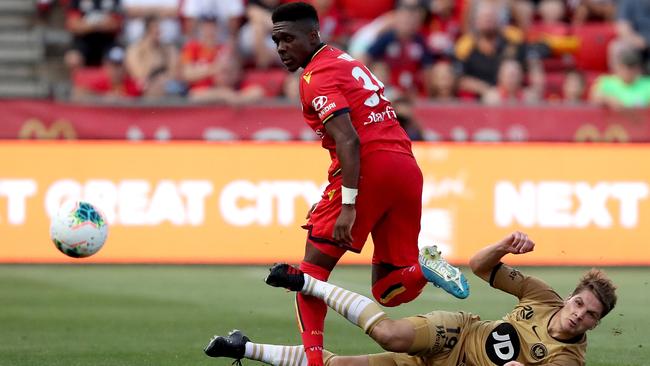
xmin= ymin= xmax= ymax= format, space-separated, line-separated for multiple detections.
xmin=494 ymin=181 xmax=648 ymax=228
xmin=18 ymin=119 xmax=77 ymax=139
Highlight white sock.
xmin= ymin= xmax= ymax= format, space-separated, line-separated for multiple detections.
xmin=302 ymin=274 xmax=386 ymax=333
xmin=244 ymin=342 xmax=306 ymax=366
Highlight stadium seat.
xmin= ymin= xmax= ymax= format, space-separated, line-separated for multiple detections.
xmin=544 ymin=70 xmax=601 ymax=100
xmin=544 ymin=71 xmax=565 ymax=100
xmin=72 ymin=67 xmax=105 ymax=89
xmin=241 ymin=68 xmax=287 ymax=97
xmin=572 ymin=23 xmax=616 ymax=72
xmin=338 ymin=0 xmax=394 ymax=20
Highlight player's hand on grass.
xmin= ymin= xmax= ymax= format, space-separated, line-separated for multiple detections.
xmin=333 ymin=205 xmax=355 ymax=244
xmin=500 ymin=231 xmax=535 ymax=255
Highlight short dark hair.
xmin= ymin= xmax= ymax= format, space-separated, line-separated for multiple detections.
xmin=271 ymin=2 xmax=319 ymax=26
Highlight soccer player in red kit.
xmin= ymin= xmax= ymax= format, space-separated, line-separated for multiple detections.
xmin=208 ymin=3 xmax=468 ymax=366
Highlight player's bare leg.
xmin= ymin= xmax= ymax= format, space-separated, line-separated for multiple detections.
xmin=368 ymin=318 xmax=420 ymax=352
xmin=327 ymin=355 xmax=370 ymax=366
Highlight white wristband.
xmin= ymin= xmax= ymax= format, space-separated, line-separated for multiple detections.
xmin=341 ymin=186 xmax=358 ymax=205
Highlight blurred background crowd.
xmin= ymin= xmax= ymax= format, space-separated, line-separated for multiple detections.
xmin=15 ymin=0 xmax=650 ymax=109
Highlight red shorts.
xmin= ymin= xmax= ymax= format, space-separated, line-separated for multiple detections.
xmin=304 ymin=151 xmax=423 ymax=267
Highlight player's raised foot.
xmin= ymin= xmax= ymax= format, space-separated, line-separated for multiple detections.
xmin=265 ymin=263 xmax=305 ymax=291
xmin=204 ymin=329 xmax=250 ymax=359
xmin=419 ymin=245 xmax=470 ymax=299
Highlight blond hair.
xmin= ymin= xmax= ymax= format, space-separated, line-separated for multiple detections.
xmin=571 ymin=268 xmax=617 ymax=319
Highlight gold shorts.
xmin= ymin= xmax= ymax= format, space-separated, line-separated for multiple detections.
xmin=368 ymin=311 xmax=480 ymax=366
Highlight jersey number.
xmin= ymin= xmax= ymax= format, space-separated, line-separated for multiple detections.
xmin=351 ymin=66 xmax=389 ymax=107
xmin=337 ymin=54 xmax=388 ymax=108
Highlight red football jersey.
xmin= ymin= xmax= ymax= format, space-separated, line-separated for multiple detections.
xmin=299 ymin=45 xmax=413 ymax=177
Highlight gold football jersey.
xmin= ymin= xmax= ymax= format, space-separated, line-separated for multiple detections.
xmin=458 ymin=263 xmax=587 ymax=366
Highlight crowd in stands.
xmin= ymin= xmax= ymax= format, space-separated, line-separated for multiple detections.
xmin=37 ymin=0 xmax=650 ymax=109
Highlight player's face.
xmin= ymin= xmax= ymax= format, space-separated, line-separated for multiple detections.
xmin=558 ymin=289 xmax=604 ymax=337
xmin=272 ymin=21 xmax=316 ymax=72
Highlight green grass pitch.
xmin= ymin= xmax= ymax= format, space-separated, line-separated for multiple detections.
xmin=0 ymin=265 xmax=647 ymax=366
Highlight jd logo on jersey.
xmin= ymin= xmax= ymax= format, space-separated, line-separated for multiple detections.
xmin=312 ymin=96 xmax=328 ymax=111
xmin=485 ymin=323 xmax=521 ymax=365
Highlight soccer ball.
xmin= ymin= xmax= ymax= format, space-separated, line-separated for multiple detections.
xmin=50 ymin=201 xmax=109 ymax=258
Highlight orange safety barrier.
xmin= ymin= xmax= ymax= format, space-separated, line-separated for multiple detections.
xmin=1 ymin=141 xmax=649 ymax=265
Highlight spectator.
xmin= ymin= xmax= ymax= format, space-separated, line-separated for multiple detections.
xmin=310 ymin=0 xmax=347 ymax=47
xmin=125 ymin=16 xmax=184 ymax=98
xmin=423 ymin=0 xmax=463 ymax=58
xmin=510 ymin=0 xmax=536 ymax=32
xmin=538 ymin=0 xmax=567 ymax=24
xmin=612 ymin=0 xmax=650 ymax=73
xmin=526 ymin=0 xmax=580 ymax=58
xmin=527 ymin=0 xmax=578 ymax=56
xmin=561 ymin=69 xmax=587 ymax=104
xmin=464 ymin=0 xmax=512 ymax=29
xmin=188 ymin=56 xmax=265 ymax=104
xmin=71 ymin=46 xmax=142 ymax=101
xmin=392 ymin=94 xmax=425 ymax=141
xmin=346 ymin=11 xmax=394 ymax=60
xmin=64 ymin=0 xmax=122 ymax=69
xmin=365 ymin=0 xmax=434 ymax=96
xmin=181 ymin=16 xmax=229 ymax=95
xmin=181 ymin=0 xmax=244 ymax=44
xmin=281 ymin=72 xmax=301 ymax=103
xmin=121 ymin=0 xmax=182 ymax=45
xmin=590 ymin=47 xmax=650 ymax=109
xmin=454 ymin=0 xmax=528 ymax=99
xmin=571 ymin=0 xmax=617 ymax=26
xmin=180 ymin=16 xmax=262 ymax=104
xmin=239 ymin=0 xmax=282 ymax=69
xmin=426 ymin=61 xmax=458 ymax=101
xmin=482 ymin=58 xmax=543 ymax=104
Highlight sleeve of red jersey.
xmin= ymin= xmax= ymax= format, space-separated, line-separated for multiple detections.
xmin=302 ymin=66 xmax=351 ymax=125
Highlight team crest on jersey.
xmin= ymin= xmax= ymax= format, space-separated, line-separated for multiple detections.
xmin=530 ymin=343 xmax=548 ymax=360
xmin=303 ymin=71 xmax=313 ymax=84
xmin=312 ymin=96 xmax=329 ymax=111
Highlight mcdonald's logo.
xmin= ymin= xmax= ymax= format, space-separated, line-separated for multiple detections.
xmin=574 ymin=123 xmax=628 ymax=142
xmin=18 ymin=119 xmax=77 ymax=139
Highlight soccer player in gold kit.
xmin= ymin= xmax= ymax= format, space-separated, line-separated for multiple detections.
xmin=205 ymin=231 xmax=617 ymax=366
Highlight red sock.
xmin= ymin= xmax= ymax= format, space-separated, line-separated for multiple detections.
xmin=371 ymin=265 xmax=428 ymax=307
xmin=296 ymin=262 xmax=332 ymax=366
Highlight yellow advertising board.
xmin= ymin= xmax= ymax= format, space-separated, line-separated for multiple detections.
xmin=0 ymin=142 xmax=648 ymax=265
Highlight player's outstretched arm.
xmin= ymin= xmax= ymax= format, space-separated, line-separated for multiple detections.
xmin=469 ymin=231 xmax=535 ymax=282
xmin=323 ymin=113 xmax=360 ymax=244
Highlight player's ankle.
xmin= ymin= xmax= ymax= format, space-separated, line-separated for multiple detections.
xmin=303 ymin=273 xmax=316 ymax=293
xmin=305 ymin=346 xmax=324 ymax=366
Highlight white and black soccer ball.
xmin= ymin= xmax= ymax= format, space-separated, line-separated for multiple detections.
xmin=50 ymin=201 xmax=109 ymax=258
